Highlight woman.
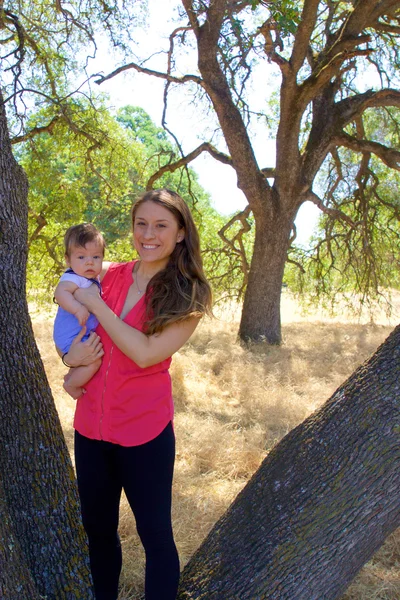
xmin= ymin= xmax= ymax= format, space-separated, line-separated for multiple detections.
xmin=62 ymin=189 xmax=212 ymax=600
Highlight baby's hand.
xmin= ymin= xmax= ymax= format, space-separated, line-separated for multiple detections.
xmin=74 ymin=305 xmax=90 ymax=326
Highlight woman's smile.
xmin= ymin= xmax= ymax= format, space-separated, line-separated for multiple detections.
xmin=133 ymin=201 xmax=184 ymax=270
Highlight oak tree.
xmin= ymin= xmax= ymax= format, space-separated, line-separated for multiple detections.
xmin=96 ymin=0 xmax=400 ymax=343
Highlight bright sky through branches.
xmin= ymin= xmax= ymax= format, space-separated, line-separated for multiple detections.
xmin=86 ymin=0 xmax=320 ymax=246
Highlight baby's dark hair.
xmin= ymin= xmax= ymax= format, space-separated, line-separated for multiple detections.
xmin=64 ymin=223 xmax=106 ymax=257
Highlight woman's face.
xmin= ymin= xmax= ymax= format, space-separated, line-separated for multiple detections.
xmin=133 ymin=201 xmax=184 ymax=269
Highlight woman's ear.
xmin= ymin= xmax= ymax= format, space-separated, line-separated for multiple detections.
xmin=177 ymin=230 xmax=185 ymax=243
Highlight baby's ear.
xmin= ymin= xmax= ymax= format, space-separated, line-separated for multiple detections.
xmin=65 ymin=254 xmax=70 ymax=266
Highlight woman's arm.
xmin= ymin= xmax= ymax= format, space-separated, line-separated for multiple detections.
xmin=75 ymin=286 xmax=200 ymax=368
xmin=58 ymin=327 xmax=104 ymax=366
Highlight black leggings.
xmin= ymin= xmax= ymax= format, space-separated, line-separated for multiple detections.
xmin=74 ymin=423 xmax=179 ymax=600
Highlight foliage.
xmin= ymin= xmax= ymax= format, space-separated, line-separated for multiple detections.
xmin=2 ymin=0 xmax=148 ymax=306
xmin=4 ymin=0 xmax=400 ymax=338
xmin=116 ymin=105 xmax=251 ymax=299
xmin=90 ymin=0 xmax=400 ymax=341
xmin=15 ymin=98 xmax=145 ymax=303
xmin=2 ymin=0 xmax=145 ymax=134
xmin=286 ymin=107 xmax=400 ymax=314
xmin=17 ymin=100 xmax=242 ymax=305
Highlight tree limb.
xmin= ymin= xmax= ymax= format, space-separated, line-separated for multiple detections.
xmin=257 ymin=19 xmax=289 ymax=72
xmin=309 ymin=190 xmax=356 ymax=226
xmin=94 ymin=62 xmax=203 ymax=87
xmin=183 ymin=0 xmax=270 ymax=215
xmin=297 ymin=0 xmax=398 ymax=102
xmin=335 ymin=88 xmax=400 ymax=126
xmin=334 ymin=132 xmax=400 ymax=171
xmin=146 ymin=142 xmax=232 ymax=189
xmin=290 ymin=0 xmax=320 ymax=74
xmin=55 ymin=0 xmax=96 ymax=50
xmin=300 ymin=42 xmax=372 ymax=104
xmin=286 ymin=256 xmax=306 ymax=273
xmin=181 ymin=0 xmax=201 ymax=36
xmin=28 ymin=209 xmax=47 ymax=247
xmin=301 ymin=0 xmax=400 ymax=102
xmin=260 ymin=167 xmax=275 ymax=179
xmin=218 ymin=205 xmax=251 ymax=286
xmin=11 ymin=115 xmax=62 ymax=144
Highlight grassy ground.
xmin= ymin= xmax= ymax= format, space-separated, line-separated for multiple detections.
xmin=32 ymin=292 xmax=400 ymax=599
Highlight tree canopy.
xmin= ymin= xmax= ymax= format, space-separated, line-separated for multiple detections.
xmin=5 ymin=1 xmax=400 ymax=342
xmin=2 ymin=0 xmax=143 ymax=130
xmin=93 ymin=0 xmax=400 ymax=342
xmin=14 ymin=99 xmax=236 ymax=304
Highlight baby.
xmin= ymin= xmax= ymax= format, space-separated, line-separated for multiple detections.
xmin=53 ymin=223 xmax=105 ymax=399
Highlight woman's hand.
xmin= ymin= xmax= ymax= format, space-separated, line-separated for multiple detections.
xmin=74 ymin=284 xmax=102 ymax=312
xmin=63 ymin=326 xmax=104 ymax=367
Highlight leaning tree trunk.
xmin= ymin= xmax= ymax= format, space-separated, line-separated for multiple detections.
xmin=239 ymin=208 xmax=293 ymax=344
xmin=0 ymin=91 xmax=94 ymax=597
xmin=178 ymin=324 xmax=400 ymax=599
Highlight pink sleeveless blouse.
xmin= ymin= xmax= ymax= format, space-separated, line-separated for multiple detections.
xmin=73 ymin=261 xmax=173 ymax=446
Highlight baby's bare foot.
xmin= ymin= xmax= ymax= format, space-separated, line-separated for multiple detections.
xmin=63 ymin=380 xmax=84 ymax=400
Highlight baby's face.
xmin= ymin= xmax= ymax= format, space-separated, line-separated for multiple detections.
xmin=66 ymin=241 xmax=103 ymax=279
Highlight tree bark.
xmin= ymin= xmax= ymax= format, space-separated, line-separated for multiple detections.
xmin=178 ymin=0 xmax=400 ymax=344
xmin=239 ymin=209 xmax=294 ymax=344
xmin=177 ymin=325 xmax=400 ymax=599
xmin=0 ymin=474 xmax=41 ymax=599
xmin=0 ymin=90 xmax=94 ymax=597
xmin=188 ymin=3 xmax=293 ymax=344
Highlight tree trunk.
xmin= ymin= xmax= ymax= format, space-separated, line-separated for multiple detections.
xmin=239 ymin=208 xmax=293 ymax=344
xmin=0 ymin=475 xmax=41 ymax=599
xmin=177 ymin=325 xmax=400 ymax=599
xmin=0 ymin=91 xmax=94 ymax=597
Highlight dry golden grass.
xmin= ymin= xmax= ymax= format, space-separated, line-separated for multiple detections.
xmin=31 ymin=292 xmax=400 ymax=600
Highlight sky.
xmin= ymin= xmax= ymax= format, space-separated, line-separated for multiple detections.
xmin=84 ymin=1 xmax=320 ymax=246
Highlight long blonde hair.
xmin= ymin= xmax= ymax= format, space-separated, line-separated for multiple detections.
xmin=131 ymin=189 xmax=212 ymax=334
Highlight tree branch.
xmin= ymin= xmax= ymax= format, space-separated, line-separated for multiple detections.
xmin=301 ymin=0 xmax=400 ymax=102
xmin=375 ymin=23 xmax=400 ymax=35
xmin=309 ymin=190 xmax=356 ymax=226
xmin=181 ymin=0 xmax=200 ymax=36
xmin=302 ymin=87 xmax=400 ymax=186
xmin=11 ymin=115 xmax=62 ymax=144
xmin=286 ymin=256 xmax=306 ymax=273
xmin=300 ymin=42 xmax=372 ymax=103
xmin=345 ymin=0 xmax=400 ymax=37
xmin=55 ymin=0 xmax=96 ymax=50
xmin=183 ymin=0 xmax=270 ymax=214
xmin=298 ymin=0 xmax=397 ymax=102
xmin=28 ymin=209 xmax=47 ymax=247
xmin=257 ymin=19 xmax=289 ymax=73
xmin=260 ymin=167 xmax=275 ymax=179
xmin=94 ymin=62 xmax=203 ymax=87
xmin=290 ymin=0 xmax=320 ymax=73
xmin=334 ymin=132 xmax=400 ymax=171
xmin=218 ymin=205 xmax=252 ymax=286
xmin=146 ymin=142 xmax=232 ymax=189
xmin=335 ymin=88 xmax=400 ymax=126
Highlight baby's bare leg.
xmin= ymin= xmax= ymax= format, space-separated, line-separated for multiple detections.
xmin=64 ymin=358 xmax=102 ymax=399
